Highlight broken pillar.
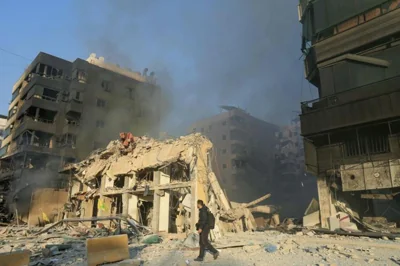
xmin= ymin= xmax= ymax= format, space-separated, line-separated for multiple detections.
xmin=152 ymin=171 xmax=161 ymax=232
xmin=159 ymin=171 xmax=170 ymax=232
xmin=317 ymin=176 xmax=334 ymax=228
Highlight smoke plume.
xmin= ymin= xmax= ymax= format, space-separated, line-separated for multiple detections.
xmin=75 ymin=0 xmax=314 ymax=135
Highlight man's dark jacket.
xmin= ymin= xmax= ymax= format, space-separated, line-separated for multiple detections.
xmin=196 ymin=205 xmax=209 ymax=230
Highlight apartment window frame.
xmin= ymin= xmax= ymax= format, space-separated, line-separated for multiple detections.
xmin=102 ymin=80 xmax=112 ymax=92
xmin=96 ymin=98 xmax=106 ymax=108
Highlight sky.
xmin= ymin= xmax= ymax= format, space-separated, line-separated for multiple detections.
xmin=0 ymin=0 xmax=317 ymax=135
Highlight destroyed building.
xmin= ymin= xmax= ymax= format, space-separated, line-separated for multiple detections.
xmin=189 ymin=106 xmax=279 ymax=203
xmin=0 ymin=52 xmax=161 ymax=223
xmin=299 ymin=0 xmax=400 ymax=228
xmin=274 ymin=116 xmax=317 ymax=218
xmin=61 ymin=133 xmax=271 ymax=236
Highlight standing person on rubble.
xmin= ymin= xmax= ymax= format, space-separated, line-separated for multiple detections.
xmin=194 ymin=200 xmax=219 ymax=262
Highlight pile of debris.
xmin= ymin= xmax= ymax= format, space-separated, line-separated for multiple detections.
xmin=60 ymin=133 xmax=277 ymax=240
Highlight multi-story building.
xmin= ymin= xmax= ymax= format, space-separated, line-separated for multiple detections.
xmin=189 ymin=106 xmax=279 ymax=203
xmin=0 ymin=115 xmax=7 ymax=147
xmin=0 ymin=52 xmax=161 ymax=222
xmin=275 ymin=116 xmax=317 ymax=217
xmin=299 ymin=0 xmax=400 ymax=227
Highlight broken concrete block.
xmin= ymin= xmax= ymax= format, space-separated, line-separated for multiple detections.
xmin=86 ymin=234 xmax=130 ymax=266
xmin=303 ymin=211 xmax=320 ymax=227
xmin=0 ymin=250 xmax=31 ymax=266
xmin=328 ymin=216 xmax=340 ymax=231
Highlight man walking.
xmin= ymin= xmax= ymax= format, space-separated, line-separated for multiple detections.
xmin=194 ymin=200 xmax=219 ymax=262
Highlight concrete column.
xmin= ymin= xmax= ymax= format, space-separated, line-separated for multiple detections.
xmin=30 ymin=131 xmax=36 ymax=145
xmin=152 ymin=171 xmax=161 ymax=232
xmin=122 ymin=176 xmax=129 ymax=216
xmin=34 ymin=108 xmax=40 ymax=121
xmin=127 ymin=174 xmax=139 ymax=220
xmin=159 ymin=171 xmax=170 ymax=232
xmin=190 ymin=162 xmax=198 ymax=230
xmin=317 ymin=176 xmax=333 ymax=228
xmin=35 ymin=63 xmax=40 ymax=74
xmin=43 ymin=65 xmax=48 ymax=76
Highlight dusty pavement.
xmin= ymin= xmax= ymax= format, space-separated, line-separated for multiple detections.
xmin=2 ymin=229 xmax=400 ymax=266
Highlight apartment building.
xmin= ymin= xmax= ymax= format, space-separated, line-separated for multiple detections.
xmin=0 ymin=52 xmax=161 ymax=222
xmin=275 ymin=116 xmax=317 ymax=217
xmin=299 ymin=0 xmax=400 ymax=227
xmin=189 ymin=106 xmax=279 ymax=203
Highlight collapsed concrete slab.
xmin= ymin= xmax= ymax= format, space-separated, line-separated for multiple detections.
xmin=61 ymin=133 xmax=273 ymax=238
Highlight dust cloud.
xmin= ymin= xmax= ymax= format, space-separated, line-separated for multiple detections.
xmin=75 ymin=0 xmax=315 ymax=135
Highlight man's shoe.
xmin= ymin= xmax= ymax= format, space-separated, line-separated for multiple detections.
xmin=194 ymin=257 xmax=204 ymax=262
xmin=213 ymin=251 xmax=219 ymax=260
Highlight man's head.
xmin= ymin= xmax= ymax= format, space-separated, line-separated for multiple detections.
xmin=197 ymin=200 xmax=204 ymax=209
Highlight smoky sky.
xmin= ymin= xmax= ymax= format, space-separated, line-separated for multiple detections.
xmin=75 ymin=0 xmax=315 ymax=135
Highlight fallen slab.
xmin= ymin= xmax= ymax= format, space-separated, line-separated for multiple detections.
xmin=87 ymin=234 xmax=130 ymax=266
xmin=0 ymin=250 xmax=30 ymax=266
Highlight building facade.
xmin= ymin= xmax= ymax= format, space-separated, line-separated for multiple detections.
xmin=189 ymin=106 xmax=279 ymax=203
xmin=0 ymin=52 xmax=161 ymax=222
xmin=299 ymin=0 xmax=400 ymax=227
xmin=0 ymin=115 xmax=7 ymax=147
xmin=275 ymin=116 xmax=317 ymax=217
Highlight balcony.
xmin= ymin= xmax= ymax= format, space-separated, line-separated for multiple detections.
xmin=314 ymin=8 xmax=400 ymax=63
xmin=65 ymin=100 xmax=83 ymax=114
xmin=13 ymin=117 xmax=56 ymax=138
xmin=6 ymin=144 xmax=60 ymax=157
xmin=301 ymin=91 xmax=400 ymax=136
xmin=17 ymin=95 xmax=58 ymax=118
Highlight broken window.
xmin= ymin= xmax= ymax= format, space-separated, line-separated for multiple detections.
xmin=96 ymin=98 xmax=106 ymax=108
xmin=75 ymin=91 xmax=81 ymax=102
xmin=102 ymin=80 xmax=112 ymax=92
xmin=126 ymin=87 xmax=135 ymax=100
xmin=42 ymin=88 xmax=58 ymax=100
xmin=231 ymin=143 xmax=246 ymax=154
xmin=72 ymin=69 xmax=88 ymax=83
xmin=96 ymin=120 xmax=105 ymax=128
xmin=232 ymin=159 xmax=246 ymax=169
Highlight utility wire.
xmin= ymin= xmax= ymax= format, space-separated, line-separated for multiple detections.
xmin=0 ymin=47 xmax=32 ymax=61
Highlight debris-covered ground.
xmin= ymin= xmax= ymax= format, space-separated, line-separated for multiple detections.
xmin=2 ymin=226 xmax=400 ymax=266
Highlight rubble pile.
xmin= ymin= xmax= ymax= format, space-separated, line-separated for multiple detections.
xmin=62 ymin=133 xmax=277 ymax=240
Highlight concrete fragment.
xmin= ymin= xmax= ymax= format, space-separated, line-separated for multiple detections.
xmin=303 ymin=211 xmax=320 ymax=227
xmin=328 ymin=216 xmax=340 ymax=231
xmin=86 ymin=234 xmax=130 ymax=266
xmin=0 ymin=250 xmax=30 ymax=266
xmin=243 ymin=245 xmax=260 ymax=253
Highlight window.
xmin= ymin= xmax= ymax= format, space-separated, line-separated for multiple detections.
xmin=222 ymin=135 xmax=226 ymax=140
xmin=97 ymin=99 xmax=106 ymax=108
xmin=222 ymin=121 xmax=227 ymax=126
xmin=126 ymin=87 xmax=135 ymax=100
xmin=72 ymin=69 xmax=87 ymax=83
xmin=75 ymin=92 xmax=81 ymax=101
xmin=102 ymin=80 xmax=112 ymax=92
xmin=96 ymin=120 xmax=105 ymax=128
xmin=222 ymin=149 xmax=227 ymax=154
xmin=222 ymin=164 xmax=227 ymax=169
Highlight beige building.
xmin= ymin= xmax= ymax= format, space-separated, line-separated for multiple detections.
xmin=189 ymin=106 xmax=279 ymax=203
xmin=0 ymin=115 xmax=7 ymax=147
xmin=0 ymin=52 xmax=161 ymax=222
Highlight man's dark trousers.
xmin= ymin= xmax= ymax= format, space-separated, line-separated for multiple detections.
xmin=199 ymin=226 xmax=218 ymax=258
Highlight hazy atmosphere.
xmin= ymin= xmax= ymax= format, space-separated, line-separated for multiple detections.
xmin=0 ymin=0 xmax=315 ymax=134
